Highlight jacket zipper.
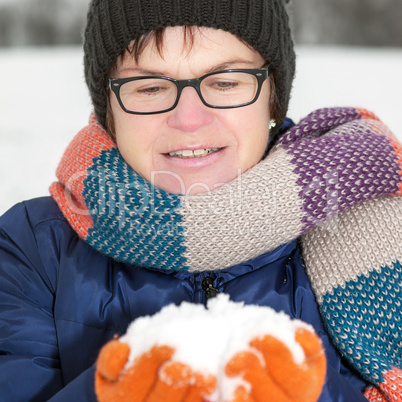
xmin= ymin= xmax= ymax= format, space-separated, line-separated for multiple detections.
xmin=202 ymin=276 xmax=220 ymax=300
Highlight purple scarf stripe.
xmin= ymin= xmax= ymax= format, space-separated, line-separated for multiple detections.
xmin=282 ymin=109 xmax=400 ymax=233
xmin=278 ymin=107 xmax=363 ymax=146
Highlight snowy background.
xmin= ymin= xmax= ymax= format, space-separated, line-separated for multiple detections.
xmin=1 ymin=0 xmax=402 ymax=215
xmin=1 ymin=45 xmax=401 ymax=215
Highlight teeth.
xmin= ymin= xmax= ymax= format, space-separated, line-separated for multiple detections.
xmin=168 ymin=148 xmax=221 ymax=158
xmin=193 ymin=149 xmax=206 ymax=156
xmin=182 ymin=150 xmax=194 ymax=157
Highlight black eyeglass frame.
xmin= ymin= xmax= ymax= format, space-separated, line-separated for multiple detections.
xmin=107 ymin=65 xmax=274 ymax=115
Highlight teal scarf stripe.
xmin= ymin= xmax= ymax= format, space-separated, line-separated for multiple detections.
xmin=83 ymin=147 xmax=188 ymax=271
xmin=320 ymin=260 xmax=402 ymax=383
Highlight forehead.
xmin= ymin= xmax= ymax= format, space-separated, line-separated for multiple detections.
xmin=115 ymin=27 xmax=264 ymax=75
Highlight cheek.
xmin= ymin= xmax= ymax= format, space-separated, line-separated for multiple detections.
xmin=227 ymin=101 xmax=270 ymax=167
xmin=111 ymin=106 xmax=158 ymax=178
xmin=242 ymin=120 xmax=269 ymax=167
xmin=244 ymin=87 xmax=271 ymax=160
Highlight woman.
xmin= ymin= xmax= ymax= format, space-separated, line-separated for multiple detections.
xmin=1 ymin=0 xmax=401 ymax=400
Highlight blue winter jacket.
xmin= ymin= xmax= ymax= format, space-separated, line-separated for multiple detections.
xmin=0 ymin=197 xmax=369 ymax=401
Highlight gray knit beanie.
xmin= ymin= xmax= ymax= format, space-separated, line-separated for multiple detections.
xmin=83 ymin=0 xmax=295 ymax=130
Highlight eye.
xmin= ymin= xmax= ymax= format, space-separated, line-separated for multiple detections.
xmin=136 ymin=83 xmax=168 ymax=95
xmin=219 ymin=81 xmax=239 ymax=90
xmin=210 ymin=80 xmax=239 ymax=91
xmin=120 ymin=79 xmax=174 ymax=98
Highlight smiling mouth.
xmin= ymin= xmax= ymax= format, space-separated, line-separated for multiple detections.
xmin=167 ymin=148 xmax=222 ymax=158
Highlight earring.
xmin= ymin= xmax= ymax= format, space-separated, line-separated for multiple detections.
xmin=269 ymin=119 xmax=277 ymax=130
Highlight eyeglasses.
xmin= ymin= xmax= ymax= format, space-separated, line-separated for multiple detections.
xmin=107 ymin=65 xmax=273 ymax=115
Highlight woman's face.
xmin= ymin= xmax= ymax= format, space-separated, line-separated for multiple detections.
xmin=110 ymin=27 xmax=270 ymax=195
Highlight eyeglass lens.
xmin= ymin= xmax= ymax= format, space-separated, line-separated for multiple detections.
xmin=118 ymin=72 xmax=259 ymax=113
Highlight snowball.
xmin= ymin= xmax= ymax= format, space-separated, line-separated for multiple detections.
xmin=119 ymin=294 xmax=315 ymax=400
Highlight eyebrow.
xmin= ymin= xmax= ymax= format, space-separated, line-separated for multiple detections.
xmin=203 ymin=59 xmax=257 ymax=74
xmin=119 ymin=59 xmax=258 ymax=77
xmin=119 ymin=67 xmax=167 ymax=76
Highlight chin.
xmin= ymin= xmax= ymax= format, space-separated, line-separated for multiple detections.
xmin=153 ymin=175 xmax=233 ymax=196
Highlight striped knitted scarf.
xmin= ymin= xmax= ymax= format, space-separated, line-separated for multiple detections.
xmin=50 ymin=107 xmax=402 ymax=400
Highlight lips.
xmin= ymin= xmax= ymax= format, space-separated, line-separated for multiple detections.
xmin=168 ymin=148 xmax=222 ymax=158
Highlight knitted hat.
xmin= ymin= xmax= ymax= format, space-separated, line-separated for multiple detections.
xmin=83 ymin=0 xmax=295 ymax=130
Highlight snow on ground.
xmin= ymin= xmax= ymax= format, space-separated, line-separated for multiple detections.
xmin=0 ymin=45 xmax=401 ymax=215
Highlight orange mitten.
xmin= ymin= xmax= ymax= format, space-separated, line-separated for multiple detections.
xmin=95 ymin=340 xmax=216 ymax=402
xmin=224 ymin=328 xmax=326 ymax=402
xmin=95 ymin=295 xmax=326 ymax=402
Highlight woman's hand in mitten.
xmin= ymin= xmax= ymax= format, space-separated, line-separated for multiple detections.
xmin=94 ymin=295 xmax=326 ymax=402
xmin=224 ymin=327 xmax=326 ymax=402
xmin=95 ymin=339 xmax=216 ymax=402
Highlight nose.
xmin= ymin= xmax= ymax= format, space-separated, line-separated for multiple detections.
xmin=166 ymin=87 xmax=214 ymax=132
